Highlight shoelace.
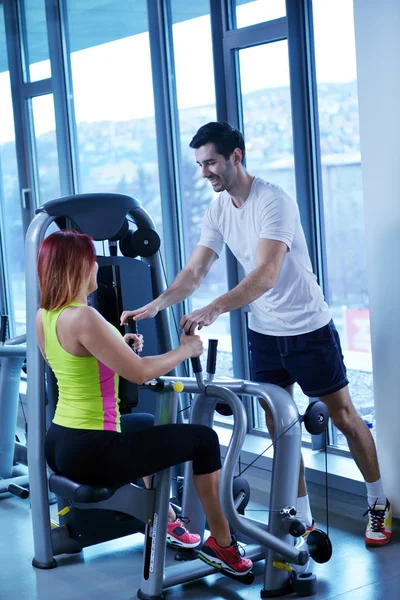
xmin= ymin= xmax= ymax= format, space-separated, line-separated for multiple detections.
xmin=231 ymin=536 xmax=246 ymax=558
xmin=173 ymin=516 xmax=190 ymax=532
xmin=363 ymin=502 xmax=386 ymax=532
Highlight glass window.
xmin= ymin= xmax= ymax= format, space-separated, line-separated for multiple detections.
xmin=171 ymin=2 xmax=233 ymax=380
xmin=239 ymin=41 xmax=296 ymax=195
xmin=237 ymin=41 xmax=310 ymax=437
xmin=66 ymin=0 xmax=163 ymax=236
xmin=312 ymin=0 xmax=373 ymax=447
xmin=31 ymin=94 xmax=61 ymax=204
xmin=234 ymin=0 xmax=286 ymax=29
xmin=22 ymin=0 xmax=51 ymax=81
xmin=0 ymin=5 xmax=26 ymax=335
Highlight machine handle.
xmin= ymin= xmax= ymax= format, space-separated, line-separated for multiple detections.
xmin=126 ymin=316 xmax=138 ymax=349
xmin=190 ymin=357 xmax=202 ymax=374
xmin=0 ymin=315 xmax=8 ymax=343
xmin=206 ymin=339 xmax=218 ymax=375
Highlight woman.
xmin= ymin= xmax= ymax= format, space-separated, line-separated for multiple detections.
xmin=36 ymin=230 xmax=252 ymax=578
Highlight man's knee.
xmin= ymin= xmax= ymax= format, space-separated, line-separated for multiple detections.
xmin=329 ymin=404 xmax=359 ymax=435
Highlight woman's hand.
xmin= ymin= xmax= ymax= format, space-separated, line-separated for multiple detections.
xmin=179 ymin=333 xmax=203 ymax=359
xmin=123 ymin=333 xmax=144 ymax=353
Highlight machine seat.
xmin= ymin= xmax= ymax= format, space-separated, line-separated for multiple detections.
xmin=49 ymin=473 xmax=128 ymax=504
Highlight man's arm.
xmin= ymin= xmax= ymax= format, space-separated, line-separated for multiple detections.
xmin=180 ymin=238 xmax=288 ymax=334
xmin=120 ymin=245 xmax=218 ymax=324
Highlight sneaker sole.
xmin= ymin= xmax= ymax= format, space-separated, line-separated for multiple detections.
xmin=166 ymin=535 xmax=201 ymax=549
xmin=198 ymin=551 xmax=252 ymax=576
xmin=365 ymin=537 xmax=392 ymax=548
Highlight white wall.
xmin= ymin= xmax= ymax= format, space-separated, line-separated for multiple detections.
xmin=353 ymin=0 xmax=400 ymax=514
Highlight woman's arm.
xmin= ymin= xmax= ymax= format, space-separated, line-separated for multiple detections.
xmin=75 ymin=306 xmax=201 ymax=384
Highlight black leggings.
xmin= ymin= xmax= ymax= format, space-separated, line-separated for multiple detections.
xmin=45 ymin=419 xmax=221 ymax=487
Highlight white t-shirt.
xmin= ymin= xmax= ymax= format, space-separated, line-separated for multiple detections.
xmin=198 ymin=177 xmax=331 ymax=336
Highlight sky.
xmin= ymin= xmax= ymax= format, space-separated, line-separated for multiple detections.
xmin=0 ymin=0 xmax=357 ymax=143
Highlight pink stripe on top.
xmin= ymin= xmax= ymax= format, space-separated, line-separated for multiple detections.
xmin=98 ymin=360 xmax=119 ymax=431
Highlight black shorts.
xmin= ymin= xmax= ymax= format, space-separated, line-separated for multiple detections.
xmin=45 ymin=421 xmax=221 ymax=487
xmin=248 ymin=320 xmax=349 ymax=397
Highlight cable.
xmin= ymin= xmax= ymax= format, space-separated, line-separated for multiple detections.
xmin=324 ymin=429 xmax=330 ymax=536
xmin=238 ymin=414 xmax=304 ymax=477
xmin=19 ymin=393 xmax=28 ymax=443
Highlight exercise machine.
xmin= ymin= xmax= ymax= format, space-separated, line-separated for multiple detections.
xmin=0 ymin=317 xmax=29 ymax=499
xmin=138 ymin=346 xmax=332 ymax=598
xmin=26 ymin=193 xmax=175 ymax=559
xmin=25 ymin=193 xmax=331 ymax=598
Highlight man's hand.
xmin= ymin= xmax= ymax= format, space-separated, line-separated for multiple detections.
xmin=120 ymin=300 xmax=160 ymax=325
xmin=180 ymin=303 xmax=221 ymax=335
xmin=123 ymin=333 xmax=144 ymax=353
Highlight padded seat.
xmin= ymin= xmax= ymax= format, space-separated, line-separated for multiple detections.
xmin=49 ymin=473 xmax=127 ymax=504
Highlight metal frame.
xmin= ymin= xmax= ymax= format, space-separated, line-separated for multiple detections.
xmin=286 ymin=0 xmax=338 ymax=446
xmin=173 ymin=374 xmax=307 ymax=597
xmin=3 ymin=0 xmax=38 ymax=231
xmin=147 ymin=0 xmax=186 ymax=329
xmin=44 ymin=0 xmax=79 ymax=196
xmin=285 ymin=0 xmax=327 ymax=289
xmin=25 ymin=194 xmax=178 ymax=567
xmin=0 ymin=151 xmax=11 ymax=319
xmin=210 ymin=4 xmax=289 ymax=413
xmin=2 ymin=0 xmax=348 ymax=453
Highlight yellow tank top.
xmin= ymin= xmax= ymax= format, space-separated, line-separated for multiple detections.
xmin=42 ymin=303 xmax=121 ymax=432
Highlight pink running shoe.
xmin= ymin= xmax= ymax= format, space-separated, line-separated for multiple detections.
xmin=198 ymin=535 xmax=253 ymax=575
xmin=166 ymin=518 xmax=201 ymax=549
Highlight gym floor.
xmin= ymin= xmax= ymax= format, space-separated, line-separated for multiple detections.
xmin=1 ymin=493 xmax=399 ymax=600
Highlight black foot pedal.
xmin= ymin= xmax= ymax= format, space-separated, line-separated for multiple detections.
xmin=173 ymin=547 xmax=199 ymax=561
xmin=220 ymin=568 xmax=254 ymax=585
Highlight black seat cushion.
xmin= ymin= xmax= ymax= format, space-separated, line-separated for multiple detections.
xmin=49 ymin=473 xmax=127 ymax=503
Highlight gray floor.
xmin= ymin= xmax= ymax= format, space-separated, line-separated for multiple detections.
xmin=0 ymin=492 xmax=399 ymax=600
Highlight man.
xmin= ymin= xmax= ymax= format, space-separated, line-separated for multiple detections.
xmin=121 ymin=121 xmax=391 ymax=547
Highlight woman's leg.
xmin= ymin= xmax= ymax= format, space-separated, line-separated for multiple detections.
xmin=113 ymin=423 xmax=231 ymax=546
xmin=193 ymin=470 xmax=231 ymax=546
xmin=120 ymin=413 xmax=179 ymax=523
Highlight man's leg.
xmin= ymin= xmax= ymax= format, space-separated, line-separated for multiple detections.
xmin=321 ymin=385 xmax=380 ymax=483
xmin=320 ymin=385 xmax=391 ymax=546
xmin=259 ymin=386 xmax=314 ymax=531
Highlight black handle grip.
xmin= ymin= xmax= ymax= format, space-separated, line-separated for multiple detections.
xmin=0 ymin=315 xmax=8 ymax=343
xmin=206 ymin=339 xmax=218 ymax=375
xmin=8 ymin=483 xmax=29 ymax=499
xmin=126 ymin=316 xmax=138 ymax=348
xmin=191 ymin=357 xmax=202 ymax=374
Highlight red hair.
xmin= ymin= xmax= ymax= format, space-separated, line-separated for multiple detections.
xmin=38 ymin=230 xmax=96 ymax=310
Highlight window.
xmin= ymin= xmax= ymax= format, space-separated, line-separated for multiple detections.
xmin=312 ymin=0 xmax=373 ymax=447
xmin=31 ymin=94 xmax=61 ymax=204
xmin=0 ymin=4 xmax=26 ymax=335
xmin=21 ymin=0 xmax=51 ymax=81
xmin=66 ymin=0 xmax=163 ymax=235
xmin=236 ymin=40 xmax=311 ymax=436
xmin=239 ymin=41 xmax=295 ymax=195
xmin=171 ymin=1 xmax=233 ymax=379
xmin=233 ymin=0 xmax=285 ymax=29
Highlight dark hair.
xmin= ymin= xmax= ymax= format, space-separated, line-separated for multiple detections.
xmin=189 ymin=122 xmax=246 ymax=162
xmin=38 ymin=230 xmax=96 ymax=310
